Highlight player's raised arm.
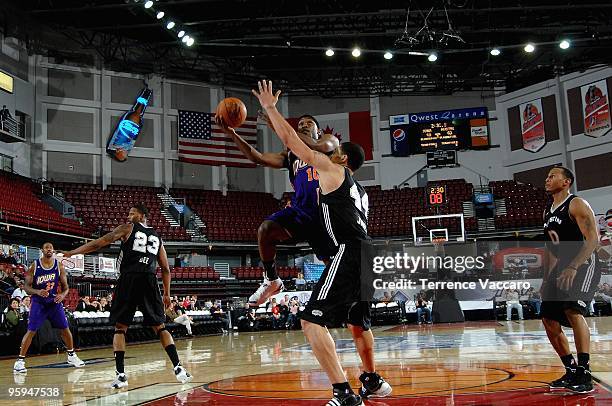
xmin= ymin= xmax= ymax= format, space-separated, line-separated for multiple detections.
xmin=252 ymin=80 xmax=337 ymax=176
xmin=62 ymin=223 xmax=133 ymax=257
xmin=215 ymin=116 xmax=287 ymax=168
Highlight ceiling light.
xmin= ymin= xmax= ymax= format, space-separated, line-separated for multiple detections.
xmin=325 ymin=48 xmax=334 ymax=57
xmin=144 ymin=1 xmax=153 ymax=8
xmin=166 ymin=21 xmax=175 ymax=29
xmin=187 ymin=37 xmax=194 ymax=46
xmin=490 ymin=48 xmax=501 ymax=56
xmin=428 ymin=53 xmax=438 ymax=62
xmin=559 ymin=39 xmax=570 ymax=49
xmin=352 ymin=47 xmax=361 ymax=58
xmin=178 ymin=31 xmax=185 ymax=38
xmin=384 ymin=51 xmax=393 ymax=60
xmin=182 ymin=35 xmax=189 ymax=44
xmin=156 ymin=11 xmax=164 ymax=19
xmin=524 ymin=43 xmax=535 ymax=53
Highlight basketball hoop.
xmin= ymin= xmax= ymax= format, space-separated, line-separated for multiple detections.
xmin=432 ymin=238 xmax=446 ymax=254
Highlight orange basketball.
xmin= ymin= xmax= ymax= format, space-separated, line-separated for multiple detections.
xmin=216 ymin=97 xmax=247 ymax=128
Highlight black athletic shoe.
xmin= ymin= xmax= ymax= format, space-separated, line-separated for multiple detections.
xmin=358 ymin=372 xmax=393 ymax=398
xmin=567 ymin=369 xmax=594 ymax=394
xmin=549 ymin=368 xmax=575 ymax=390
xmin=326 ymin=394 xmax=363 ymax=406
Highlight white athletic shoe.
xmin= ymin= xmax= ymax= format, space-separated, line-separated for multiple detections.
xmin=358 ymin=372 xmax=393 ymax=398
xmin=13 ymin=358 xmax=26 ymax=374
xmin=248 ymin=277 xmax=284 ymax=306
xmin=67 ymin=353 xmax=85 ymax=367
xmin=110 ymin=372 xmax=128 ymax=389
xmin=174 ymin=365 xmax=193 ymax=384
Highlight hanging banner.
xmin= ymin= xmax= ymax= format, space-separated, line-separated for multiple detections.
xmin=581 ymin=80 xmax=611 ymax=138
xmin=98 ymin=257 xmax=116 ymax=273
xmin=59 ymin=254 xmax=84 ymax=272
xmin=519 ymin=99 xmax=546 ymax=153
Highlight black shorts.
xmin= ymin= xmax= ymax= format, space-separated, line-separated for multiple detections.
xmin=267 ymin=206 xmax=336 ymax=260
xmin=541 ymin=259 xmax=601 ymax=327
xmin=109 ymin=272 xmax=166 ymax=327
xmin=300 ymin=242 xmax=373 ymax=330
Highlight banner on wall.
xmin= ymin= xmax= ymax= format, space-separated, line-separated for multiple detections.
xmin=581 ymin=80 xmax=611 ymax=138
xmin=98 ymin=257 xmax=116 ymax=273
xmin=519 ymin=99 xmax=546 ymax=152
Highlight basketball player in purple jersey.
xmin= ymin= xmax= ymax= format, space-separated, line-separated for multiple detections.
xmin=13 ymin=242 xmax=84 ymax=373
xmin=217 ymin=113 xmax=338 ymax=306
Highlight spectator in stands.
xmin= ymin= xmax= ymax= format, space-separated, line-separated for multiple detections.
xmin=182 ymin=296 xmax=191 ymax=310
xmin=271 ymin=300 xmax=282 ymax=329
xmin=381 ymin=291 xmax=392 ymax=303
xmin=11 ymin=280 xmax=27 ymax=299
xmin=267 ymin=297 xmax=278 ymax=312
xmin=19 ymin=295 xmax=31 ymax=318
xmin=286 ymin=299 xmax=300 ymax=329
xmin=236 ymin=302 xmax=258 ymax=331
xmin=504 ymin=289 xmax=524 ymax=321
xmin=5 ymin=249 xmax=18 ymax=266
xmin=595 ymin=283 xmax=611 ymax=304
xmin=89 ymin=297 xmax=101 ymax=311
xmin=4 ymin=298 xmax=21 ymax=331
xmin=76 ymin=296 xmax=95 ymax=312
xmin=527 ymin=287 xmax=542 ymax=316
xmin=189 ymin=298 xmax=199 ymax=311
xmin=166 ymin=301 xmax=193 ymax=337
xmin=416 ymin=296 xmax=432 ymax=324
xmin=99 ymin=297 xmax=110 ymax=312
xmin=277 ymin=298 xmax=289 ymax=328
xmin=0 ymin=105 xmax=12 ymax=130
xmin=294 ymin=272 xmax=306 ymax=291
xmin=211 ymin=300 xmax=229 ymax=333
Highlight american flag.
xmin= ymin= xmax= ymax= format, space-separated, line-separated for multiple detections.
xmin=178 ymin=110 xmax=258 ymax=168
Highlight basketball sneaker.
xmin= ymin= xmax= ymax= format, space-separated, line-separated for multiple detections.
xmin=566 ymin=368 xmax=594 ymax=393
xmin=110 ymin=372 xmax=128 ymax=389
xmin=174 ymin=365 xmax=193 ymax=384
xmin=13 ymin=358 xmax=26 ymax=374
xmin=326 ymin=393 xmax=364 ymax=406
xmin=549 ymin=367 xmax=575 ymax=390
xmin=248 ymin=277 xmax=284 ymax=306
xmin=358 ymin=372 xmax=393 ymax=398
xmin=67 ymin=353 xmax=85 ymax=367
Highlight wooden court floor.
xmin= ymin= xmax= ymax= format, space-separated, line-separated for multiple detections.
xmin=0 ymin=318 xmax=610 ymax=405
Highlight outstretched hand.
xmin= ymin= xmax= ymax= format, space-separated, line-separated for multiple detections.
xmin=251 ymin=80 xmax=281 ymax=110
xmin=214 ymin=115 xmax=238 ymax=137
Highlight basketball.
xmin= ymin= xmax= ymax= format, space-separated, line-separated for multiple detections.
xmin=216 ymin=97 xmax=247 ymax=128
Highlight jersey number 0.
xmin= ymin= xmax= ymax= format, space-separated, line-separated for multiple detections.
xmin=132 ymin=231 xmax=160 ymax=255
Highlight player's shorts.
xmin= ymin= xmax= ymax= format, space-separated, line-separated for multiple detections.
xmin=28 ymin=299 xmax=69 ymax=331
xmin=299 ymin=242 xmax=374 ymax=330
xmin=266 ymin=206 xmax=335 ymax=260
xmin=541 ymin=259 xmax=601 ymax=327
xmin=110 ymin=272 xmax=165 ymax=327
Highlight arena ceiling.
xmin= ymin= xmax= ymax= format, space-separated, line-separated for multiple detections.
xmin=3 ymin=0 xmax=612 ymax=97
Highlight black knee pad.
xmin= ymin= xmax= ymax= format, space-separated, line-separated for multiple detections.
xmin=156 ymin=327 xmax=168 ymax=337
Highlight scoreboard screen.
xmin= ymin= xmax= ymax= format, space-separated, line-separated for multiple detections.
xmin=389 ymin=107 xmax=490 ymax=156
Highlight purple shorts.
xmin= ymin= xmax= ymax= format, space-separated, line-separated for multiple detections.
xmin=28 ymin=299 xmax=69 ymax=331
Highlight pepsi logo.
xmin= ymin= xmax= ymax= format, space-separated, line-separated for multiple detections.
xmin=393 ymin=128 xmax=406 ymax=141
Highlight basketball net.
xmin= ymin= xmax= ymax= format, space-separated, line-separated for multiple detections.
xmin=432 ymin=238 xmax=446 ymax=255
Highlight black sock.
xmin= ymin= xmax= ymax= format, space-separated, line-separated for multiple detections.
xmin=263 ymin=261 xmax=278 ymax=280
xmin=114 ymin=351 xmax=125 ymax=374
xmin=67 ymin=349 xmax=75 ymax=356
xmin=164 ymin=344 xmax=181 ymax=368
xmin=18 ymin=355 xmax=25 ymax=360
xmin=577 ymin=353 xmax=590 ymax=372
xmin=560 ymin=354 xmax=576 ymax=370
xmin=332 ymin=382 xmax=354 ymax=397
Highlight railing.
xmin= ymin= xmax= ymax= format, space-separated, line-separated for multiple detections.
xmin=0 ymin=117 xmax=25 ymax=140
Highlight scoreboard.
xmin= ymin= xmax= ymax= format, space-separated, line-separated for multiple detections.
xmin=390 ymin=107 xmax=490 ymax=156
xmin=427 ymin=185 xmax=447 ymax=207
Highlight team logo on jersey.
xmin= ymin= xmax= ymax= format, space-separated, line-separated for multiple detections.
xmin=36 ymin=273 xmax=56 ymax=285
xmin=392 ymin=128 xmax=406 ymax=141
xmin=311 ymin=310 xmax=323 ymax=317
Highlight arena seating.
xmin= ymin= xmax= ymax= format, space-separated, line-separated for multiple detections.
xmin=232 ymin=266 xmax=299 ymax=281
xmin=0 ymin=171 xmax=90 ymax=236
xmin=170 ymin=188 xmax=279 ymax=242
xmin=53 ymin=182 xmax=190 ymax=241
xmin=490 ymin=180 xmax=549 ymax=230
xmin=156 ymin=266 xmax=221 ymax=281
xmin=367 ymin=179 xmax=475 ymax=238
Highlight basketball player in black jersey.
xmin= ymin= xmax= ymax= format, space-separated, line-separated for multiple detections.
xmin=61 ymin=204 xmax=192 ymax=388
xmin=542 ymin=167 xmax=601 ymax=393
xmin=217 ymin=113 xmax=337 ymax=307
xmin=252 ymin=80 xmax=391 ymax=406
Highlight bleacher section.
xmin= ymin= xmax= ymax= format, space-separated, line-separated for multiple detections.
xmin=53 ymin=183 xmax=190 ymax=241
xmin=170 ymin=189 xmax=279 ymax=242
xmin=232 ymin=266 xmax=299 ymax=281
xmin=367 ymin=179 xmax=476 ymax=238
xmin=0 ymin=172 xmax=89 ymax=236
xmin=490 ymin=180 xmax=549 ymax=230
xmin=156 ymin=266 xmax=221 ymax=281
